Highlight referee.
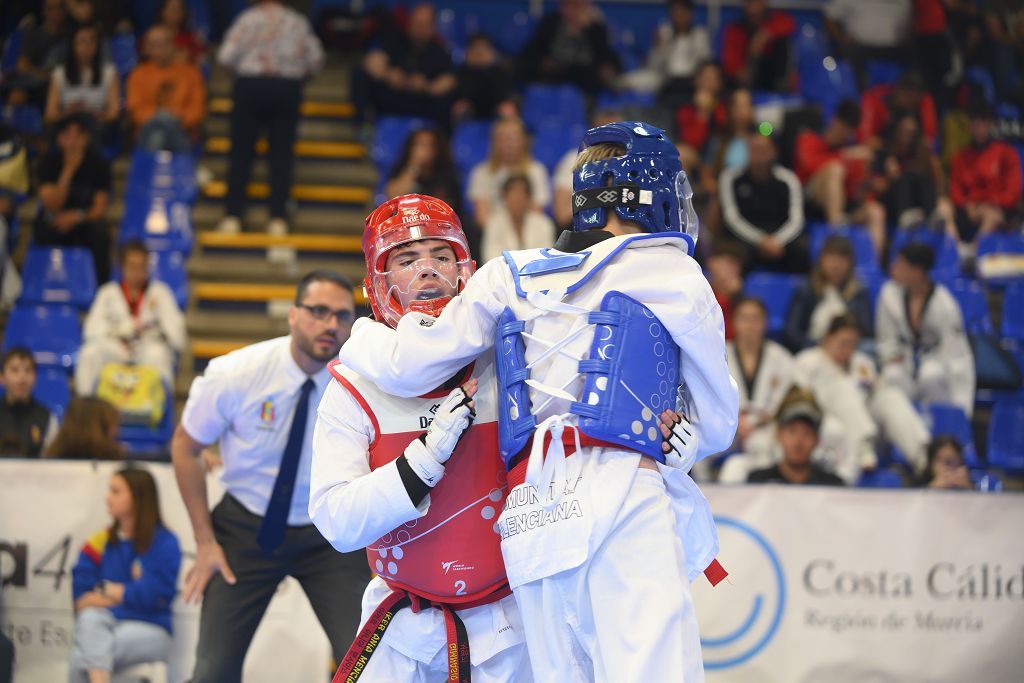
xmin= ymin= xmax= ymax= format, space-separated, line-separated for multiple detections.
xmin=171 ymin=270 xmax=370 ymax=683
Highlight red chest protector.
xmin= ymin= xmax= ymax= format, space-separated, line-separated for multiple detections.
xmin=328 ymin=352 xmax=508 ymax=605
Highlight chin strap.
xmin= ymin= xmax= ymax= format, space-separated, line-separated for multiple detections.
xmin=406 ymin=296 xmax=453 ymax=319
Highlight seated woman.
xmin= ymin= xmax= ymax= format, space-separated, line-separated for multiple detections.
xmin=155 ymin=0 xmax=207 ymax=64
xmin=784 ymin=234 xmax=872 ymax=351
xmin=481 ymin=174 xmax=556 ymax=261
xmin=384 ymin=128 xmax=461 ymax=211
xmin=917 ymin=436 xmax=972 ymax=490
xmin=718 ymin=295 xmax=796 ymax=483
xmin=44 ymin=24 xmax=120 ymax=138
xmin=466 ymin=117 xmax=551 ymax=227
xmin=68 ymin=467 xmax=181 ymax=683
xmin=44 ymin=397 xmax=122 ymax=460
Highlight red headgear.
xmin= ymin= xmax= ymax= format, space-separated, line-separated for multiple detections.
xmin=363 ymin=194 xmax=475 ymax=328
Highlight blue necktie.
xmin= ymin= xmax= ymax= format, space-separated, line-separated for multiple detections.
xmin=258 ymin=377 xmax=315 ymax=554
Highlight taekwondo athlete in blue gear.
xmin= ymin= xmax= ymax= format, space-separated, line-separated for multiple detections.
xmin=338 ymin=120 xmax=739 ymax=683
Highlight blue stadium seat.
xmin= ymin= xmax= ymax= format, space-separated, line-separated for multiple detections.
xmin=857 ymin=468 xmax=904 ymax=488
xmin=1002 ymin=285 xmax=1024 ymax=340
xmin=119 ymin=382 xmax=174 ymax=459
xmin=795 ymin=24 xmax=859 ymax=119
xmin=986 ymin=401 xmax=1024 ymax=474
xmin=964 ymin=66 xmax=996 ymax=105
xmin=484 ymin=10 xmax=535 ymax=56
xmin=1 ymin=104 xmax=43 ymax=137
xmin=19 ymin=247 xmax=97 ymax=309
xmin=370 ymin=117 xmax=432 ymax=177
xmin=924 ymin=403 xmax=979 ymax=467
xmin=808 ymin=223 xmax=880 ymax=277
xmin=125 ymin=149 xmax=197 ymax=205
xmin=1 ymin=29 xmax=23 ymax=72
xmin=889 ymin=226 xmax=960 ymax=283
xmin=33 ymin=368 xmax=70 ymax=420
xmin=120 ymin=196 xmax=194 ymax=255
xmin=969 ymin=469 xmax=1004 ymax=493
xmin=948 ymin=279 xmax=992 ymax=336
xmin=977 ymin=232 xmax=1024 ymax=287
xmin=108 ymin=31 xmax=138 ymax=78
xmin=151 ymin=249 xmax=188 ymax=309
xmin=532 ymin=123 xmax=585 ymax=175
xmin=3 ymin=305 xmax=81 ymax=370
xmin=743 ymin=272 xmax=804 ymax=336
xmin=451 ymin=119 xmax=492 ymax=180
xmin=866 ymin=61 xmax=904 ymax=87
xmin=521 ymin=84 xmax=587 ymax=132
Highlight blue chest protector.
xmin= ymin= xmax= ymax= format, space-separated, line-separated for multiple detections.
xmin=495 ymin=277 xmax=681 ymax=468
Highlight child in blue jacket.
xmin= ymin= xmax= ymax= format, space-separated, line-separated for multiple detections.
xmin=69 ymin=467 xmax=181 ymax=683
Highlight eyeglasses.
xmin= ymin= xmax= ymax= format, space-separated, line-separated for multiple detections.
xmin=298 ymin=304 xmax=354 ymax=324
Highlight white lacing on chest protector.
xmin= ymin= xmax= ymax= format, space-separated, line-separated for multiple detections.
xmin=518 ymin=289 xmax=599 ymax=509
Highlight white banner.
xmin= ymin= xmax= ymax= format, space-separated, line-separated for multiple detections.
xmin=0 ymin=460 xmax=331 ymax=683
xmin=3 ymin=464 xmax=1023 ymax=682
xmin=696 ymin=485 xmax=1024 ymax=682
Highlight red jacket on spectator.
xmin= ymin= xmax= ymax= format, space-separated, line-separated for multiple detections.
xmin=913 ymin=0 xmax=946 ymax=35
xmin=793 ymin=130 xmax=868 ymax=198
xmin=676 ymin=102 xmax=727 ymax=152
xmin=859 ymin=85 xmax=938 ymax=145
xmin=721 ymin=11 xmax=796 ymax=82
xmin=950 ymin=140 xmax=1023 ymax=209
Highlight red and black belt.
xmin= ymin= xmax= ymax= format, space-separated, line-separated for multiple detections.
xmin=331 ymin=583 xmax=511 ymax=683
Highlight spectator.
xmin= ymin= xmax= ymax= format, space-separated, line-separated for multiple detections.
xmin=216 ymin=0 xmax=324 ymax=236
xmin=44 ymin=23 xmax=120 ymax=136
xmin=69 ymin=467 xmax=181 ymax=683
xmin=784 ymin=234 xmax=872 ymax=350
xmin=981 ymin=0 xmax=1024 ymax=107
xmin=675 ymin=61 xmax=726 ymax=159
xmin=451 ymin=34 xmax=514 ymax=123
xmin=359 ymin=3 xmax=456 ymax=127
xmin=719 ymin=296 xmax=796 ymax=483
xmin=706 ymin=242 xmax=746 ymax=341
xmin=708 ymin=87 xmax=756 ymax=175
xmin=825 ymin=0 xmax=913 ymax=88
xmin=870 ymin=111 xmax=953 ymax=230
xmin=467 ymin=117 xmax=551 ymax=227
xmin=125 ymin=26 xmax=206 ymax=153
xmin=858 ymin=71 xmax=938 ymax=149
xmin=0 ymin=348 xmax=59 ymax=458
xmin=44 ymin=396 xmax=123 ymax=459
xmin=722 ymin=0 xmax=796 ymax=92
xmin=719 ymin=131 xmax=807 ymax=273
xmin=747 ymin=386 xmax=846 ymax=486
xmin=155 ymin=0 xmax=206 ymax=64
xmin=949 ymin=101 xmax=1023 ymax=248
xmin=482 ymin=174 xmax=556 ymax=261
xmin=917 ymin=436 xmax=971 ymax=489
xmin=35 ymin=113 xmax=112 ymax=282
xmin=794 ymin=100 xmax=886 ymax=258
xmin=518 ymin=0 xmax=620 ymax=94
xmin=877 ymin=243 xmax=976 ymax=416
xmin=619 ymin=0 xmax=710 ymax=99
xmin=911 ymin=0 xmax=959 ymax=106
xmin=8 ymin=0 xmax=68 ymax=106
xmin=75 ymin=240 xmax=186 ymax=394
xmin=384 ymin=128 xmax=461 ymax=211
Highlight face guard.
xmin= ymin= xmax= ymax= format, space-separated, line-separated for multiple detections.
xmin=571 ymin=121 xmax=700 ymax=251
xmin=363 ymin=194 xmax=475 ymax=328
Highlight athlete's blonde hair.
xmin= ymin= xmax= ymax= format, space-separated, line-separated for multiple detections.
xmin=573 ymin=142 xmax=627 ymax=172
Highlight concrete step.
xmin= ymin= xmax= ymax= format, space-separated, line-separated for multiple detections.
xmin=207 ymin=63 xmax=351 ymax=102
xmin=192 ymin=281 xmax=368 ymax=306
xmin=190 ymin=202 xmax=367 ymax=234
xmin=204 ymin=136 xmax=365 ymax=160
xmin=187 ymin=251 xmax=366 ymax=286
xmin=204 ymin=114 xmax=358 ymax=142
xmin=200 ymin=180 xmax=372 ymax=206
xmin=199 ymin=155 xmax=376 ymax=187
xmin=208 ymin=98 xmax=354 ymax=119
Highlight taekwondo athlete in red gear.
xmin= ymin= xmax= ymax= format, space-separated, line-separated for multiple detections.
xmin=309 ymin=195 xmax=531 ymax=683
xmin=335 ymin=122 xmax=740 ymax=682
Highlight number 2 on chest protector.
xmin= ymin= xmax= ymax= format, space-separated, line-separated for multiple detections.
xmin=454 ymin=580 xmax=467 ymax=595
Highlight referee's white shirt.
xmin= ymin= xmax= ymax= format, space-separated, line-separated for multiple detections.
xmin=182 ymin=336 xmax=331 ymax=526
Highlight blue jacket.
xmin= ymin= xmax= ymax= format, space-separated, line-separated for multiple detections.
xmin=71 ymin=525 xmax=181 ymax=633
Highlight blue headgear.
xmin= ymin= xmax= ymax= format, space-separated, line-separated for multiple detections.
xmin=571 ymin=121 xmax=699 ymax=247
